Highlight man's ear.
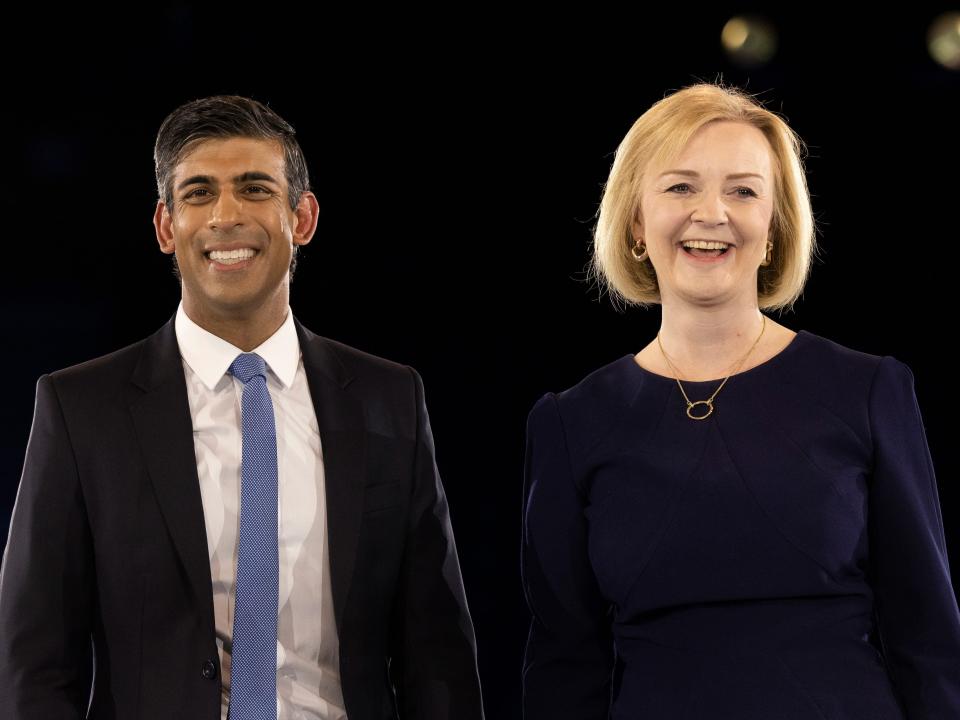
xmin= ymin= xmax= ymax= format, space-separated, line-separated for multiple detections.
xmin=292 ymin=191 xmax=320 ymax=248
xmin=154 ymin=201 xmax=176 ymax=255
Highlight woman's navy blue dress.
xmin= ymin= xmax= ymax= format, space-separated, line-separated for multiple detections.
xmin=522 ymin=330 xmax=960 ymax=719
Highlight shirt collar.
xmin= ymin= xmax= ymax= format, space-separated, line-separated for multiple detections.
xmin=174 ymin=301 xmax=301 ymax=391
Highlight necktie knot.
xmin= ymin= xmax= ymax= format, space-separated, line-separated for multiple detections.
xmin=229 ymin=353 xmax=267 ymax=385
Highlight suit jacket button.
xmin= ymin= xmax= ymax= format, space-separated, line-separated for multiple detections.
xmin=201 ymin=659 xmax=217 ymax=680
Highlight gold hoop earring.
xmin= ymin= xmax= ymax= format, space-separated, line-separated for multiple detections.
xmin=631 ymin=239 xmax=648 ymax=262
xmin=759 ymin=241 xmax=773 ymax=267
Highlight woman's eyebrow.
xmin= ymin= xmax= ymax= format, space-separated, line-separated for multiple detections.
xmin=658 ymin=169 xmax=765 ymax=181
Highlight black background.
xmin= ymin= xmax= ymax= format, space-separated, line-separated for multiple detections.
xmin=2 ymin=6 xmax=959 ymax=717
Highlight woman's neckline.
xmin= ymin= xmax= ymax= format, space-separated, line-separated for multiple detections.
xmin=625 ymin=329 xmax=809 ymax=386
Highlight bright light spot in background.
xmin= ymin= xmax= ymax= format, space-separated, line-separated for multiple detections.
xmin=928 ymin=12 xmax=960 ymax=70
xmin=722 ymin=15 xmax=778 ymax=68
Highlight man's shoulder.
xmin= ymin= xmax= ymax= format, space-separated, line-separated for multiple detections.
xmin=295 ymin=324 xmax=425 ymax=430
xmin=45 ymin=327 xmax=162 ymax=390
xmin=42 ymin=316 xmax=424 ymax=401
xmin=316 ymin=334 xmax=411 ymax=376
xmin=296 ymin=321 xmax=417 ymax=390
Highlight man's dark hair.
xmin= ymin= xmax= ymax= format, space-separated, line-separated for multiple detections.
xmin=154 ymin=95 xmax=310 ymax=282
xmin=155 ymin=95 xmax=310 ymax=211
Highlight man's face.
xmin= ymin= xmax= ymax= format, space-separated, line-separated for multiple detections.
xmin=154 ymin=136 xmax=316 ymax=320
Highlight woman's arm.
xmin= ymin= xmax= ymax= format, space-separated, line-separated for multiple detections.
xmin=521 ymin=392 xmax=614 ymax=719
xmin=867 ymin=356 xmax=960 ymax=718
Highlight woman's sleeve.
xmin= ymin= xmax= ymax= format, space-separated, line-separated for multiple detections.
xmin=867 ymin=356 xmax=960 ymax=718
xmin=521 ymin=392 xmax=614 ymax=719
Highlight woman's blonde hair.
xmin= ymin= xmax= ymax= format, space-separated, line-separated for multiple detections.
xmin=590 ymin=82 xmax=818 ymax=312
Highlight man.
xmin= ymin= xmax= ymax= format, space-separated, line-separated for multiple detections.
xmin=0 ymin=95 xmax=484 ymax=719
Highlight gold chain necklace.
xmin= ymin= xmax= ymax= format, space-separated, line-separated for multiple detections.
xmin=656 ymin=316 xmax=767 ymax=420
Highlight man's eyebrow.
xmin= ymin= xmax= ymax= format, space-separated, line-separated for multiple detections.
xmin=658 ymin=170 xmax=765 ymax=181
xmin=176 ymin=175 xmax=214 ymax=191
xmin=234 ymin=171 xmax=281 ymax=185
xmin=176 ymin=171 xmax=282 ymax=192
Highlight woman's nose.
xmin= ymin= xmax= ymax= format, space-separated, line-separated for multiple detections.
xmin=690 ymin=190 xmax=728 ymax=226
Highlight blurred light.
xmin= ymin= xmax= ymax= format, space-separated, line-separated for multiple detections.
xmin=721 ymin=15 xmax=778 ymax=68
xmin=928 ymin=11 xmax=960 ymax=70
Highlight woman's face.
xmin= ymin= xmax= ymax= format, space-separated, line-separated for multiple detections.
xmin=634 ymin=120 xmax=776 ymax=309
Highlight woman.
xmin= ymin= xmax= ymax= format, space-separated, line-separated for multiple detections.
xmin=521 ymin=83 xmax=960 ymax=719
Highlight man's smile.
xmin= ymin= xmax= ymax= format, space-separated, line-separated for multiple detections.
xmin=205 ymin=247 xmax=260 ymax=270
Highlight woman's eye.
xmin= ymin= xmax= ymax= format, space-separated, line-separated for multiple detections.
xmin=666 ymin=184 xmax=757 ymax=197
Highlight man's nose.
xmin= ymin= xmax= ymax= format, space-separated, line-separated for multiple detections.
xmin=207 ymin=191 xmax=244 ymax=231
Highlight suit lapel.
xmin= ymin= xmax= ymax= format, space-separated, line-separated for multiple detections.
xmin=125 ymin=312 xmax=366 ymax=636
xmin=294 ymin=317 xmax=366 ymax=632
xmin=127 ymin=315 xmax=215 ymax=629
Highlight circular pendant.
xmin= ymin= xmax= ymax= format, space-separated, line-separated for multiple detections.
xmin=686 ymin=400 xmax=714 ymax=420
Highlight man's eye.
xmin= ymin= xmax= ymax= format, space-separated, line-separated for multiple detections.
xmin=184 ymin=188 xmax=211 ymax=199
xmin=244 ymin=186 xmax=270 ymax=195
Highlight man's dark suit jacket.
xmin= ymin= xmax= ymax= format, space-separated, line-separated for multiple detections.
xmin=0 ymin=313 xmax=484 ymax=719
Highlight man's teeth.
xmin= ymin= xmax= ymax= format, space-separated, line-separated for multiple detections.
xmin=208 ymin=248 xmax=257 ymax=264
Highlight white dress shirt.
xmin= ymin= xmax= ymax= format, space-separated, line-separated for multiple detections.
xmin=175 ymin=301 xmax=347 ymax=720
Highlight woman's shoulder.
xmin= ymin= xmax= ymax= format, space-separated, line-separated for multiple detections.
xmin=525 ymin=353 xmax=644 ymax=451
xmin=768 ymin=329 xmax=923 ymax=443
xmin=785 ymin=329 xmax=911 ymax=386
xmin=540 ymin=329 xmax=895 ymax=399
xmin=549 ymin=353 xmax=638 ymax=408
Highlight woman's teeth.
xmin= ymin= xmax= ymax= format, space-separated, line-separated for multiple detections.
xmin=681 ymin=242 xmax=731 ymax=258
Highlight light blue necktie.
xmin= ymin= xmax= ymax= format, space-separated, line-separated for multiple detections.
xmin=227 ymin=352 xmax=278 ymax=720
